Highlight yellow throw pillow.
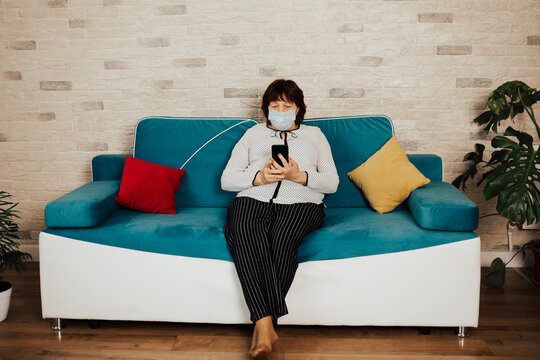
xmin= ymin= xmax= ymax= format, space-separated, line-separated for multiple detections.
xmin=347 ymin=136 xmax=430 ymax=214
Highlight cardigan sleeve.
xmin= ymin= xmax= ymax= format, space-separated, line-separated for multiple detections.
xmin=304 ymin=128 xmax=339 ymax=194
xmin=221 ymin=129 xmax=261 ymax=192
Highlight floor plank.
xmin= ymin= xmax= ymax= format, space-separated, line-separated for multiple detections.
xmin=0 ymin=263 xmax=538 ymax=359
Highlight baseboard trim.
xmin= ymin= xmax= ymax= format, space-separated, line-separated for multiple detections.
xmin=481 ymin=250 xmax=534 ymax=268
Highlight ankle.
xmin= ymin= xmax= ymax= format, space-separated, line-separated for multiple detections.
xmin=255 ymin=316 xmax=272 ymax=328
xmin=255 ymin=315 xmax=272 ymax=323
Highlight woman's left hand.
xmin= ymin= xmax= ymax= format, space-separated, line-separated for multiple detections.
xmin=272 ymin=154 xmax=307 ymax=185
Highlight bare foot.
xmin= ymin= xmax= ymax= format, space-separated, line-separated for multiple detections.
xmin=249 ymin=316 xmax=279 ymax=358
xmin=252 ymin=343 xmax=271 ymax=359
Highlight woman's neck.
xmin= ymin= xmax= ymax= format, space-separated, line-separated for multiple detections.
xmin=266 ymin=122 xmax=300 ymax=132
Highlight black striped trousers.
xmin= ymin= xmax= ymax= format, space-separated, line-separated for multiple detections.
xmin=223 ymin=196 xmax=325 ymax=326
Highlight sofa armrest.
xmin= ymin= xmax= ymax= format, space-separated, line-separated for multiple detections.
xmin=45 ymin=180 xmax=121 ymax=228
xmin=92 ymin=154 xmax=130 ymax=181
xmin=408 ymin=181 xmax=479 ymax=232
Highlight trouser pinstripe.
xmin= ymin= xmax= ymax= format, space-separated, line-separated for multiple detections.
xmin=223 ymin=196 xmax=325 ymax=326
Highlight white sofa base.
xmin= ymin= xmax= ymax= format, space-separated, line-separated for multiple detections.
xmin=39 ymin=232 xmax=480 ymax=328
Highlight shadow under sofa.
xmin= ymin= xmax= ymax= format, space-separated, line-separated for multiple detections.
xmin=39 ymin=115 xmax=480 ymax=337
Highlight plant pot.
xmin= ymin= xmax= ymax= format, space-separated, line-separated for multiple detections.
xmin=0 ymin=281 xmax=13 ymax=322
xmin=529 ymin=239 xmax=540 ymax=286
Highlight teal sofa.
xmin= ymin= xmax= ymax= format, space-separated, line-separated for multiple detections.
xmin=39 ymin=116 xmax=480 ymax=337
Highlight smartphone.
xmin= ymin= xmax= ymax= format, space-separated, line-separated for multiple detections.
xmin=271 ymin=144 xmax=289 ymax=167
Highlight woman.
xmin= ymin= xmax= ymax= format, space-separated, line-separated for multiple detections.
xmin=221 ymin=79 xmax=339 ymax=358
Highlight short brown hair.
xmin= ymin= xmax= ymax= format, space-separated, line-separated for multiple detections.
xmin=261 ymin=79 xmax=306 ymax=125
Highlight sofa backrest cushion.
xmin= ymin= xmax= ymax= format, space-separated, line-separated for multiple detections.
xmin=134 ymin=117 xmax=257 ymax=207
xmin=304 ymin=116 xmax=395 ymax=208
xmin=133 ymin=116 xmax=441 ymax=208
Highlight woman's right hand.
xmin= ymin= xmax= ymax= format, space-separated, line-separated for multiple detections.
xmin=253 ymin=159 xmax=286 ymax=186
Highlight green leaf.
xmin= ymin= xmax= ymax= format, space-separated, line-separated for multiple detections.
xmin=485 ymin=257 xmax=506 ymax=288
xmin=504 ymin=126 xmax=534 ymax=149
xmin=486 ymin=149 xmax=511 ymax=166
xmin=488 ymin=95 xmax=508 ymax=116
xmin=452 ymin=143 xmax=486 ymax=190
xmin=474 ymin=110 xmax=493 ymax=126
xmin=483 ymin=140 xmax=539 ymax=224
xmin=491 ymin=135 xmax=518 ymax=150
xmin=474 ymin=81 xmax=539 ymax=134
xmin=488 ymin=81 xmax=535 ymax=112
xmin=484 ymin=167 xmax=520 ymax=199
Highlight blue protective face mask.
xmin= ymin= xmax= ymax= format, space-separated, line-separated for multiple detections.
xmin=268 ymin=108 xmax=296 ymax=131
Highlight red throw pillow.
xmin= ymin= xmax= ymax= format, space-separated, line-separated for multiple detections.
xmin=116 ymin=156 xmax=186 ymax=214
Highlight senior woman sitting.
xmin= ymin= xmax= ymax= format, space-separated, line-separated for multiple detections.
xmin=221 ymin=79 xmax=339 ymax=358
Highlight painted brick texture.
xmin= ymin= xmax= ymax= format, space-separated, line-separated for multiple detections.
xmin=1 ymin=0 xmax=539 ymax=249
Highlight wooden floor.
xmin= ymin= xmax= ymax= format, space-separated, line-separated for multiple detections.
xmin=0 ymin=263 xmax=539 ymax=359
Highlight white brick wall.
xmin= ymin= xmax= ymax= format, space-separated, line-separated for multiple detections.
xmin=1 ymin=0 xmax=539 ymax=249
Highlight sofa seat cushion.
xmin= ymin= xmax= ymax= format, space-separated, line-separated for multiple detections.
xmin=42 ymin=207 xmax=478 ymax=263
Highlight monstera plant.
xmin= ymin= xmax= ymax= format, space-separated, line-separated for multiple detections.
xmin=453 ymin=80 xmax=540 ymax=288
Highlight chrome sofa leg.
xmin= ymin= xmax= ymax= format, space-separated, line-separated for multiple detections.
xmin=456 ymin=326 xmax=470 ymax=338
xmin=50 ymin=318 xmax=65 ymax=331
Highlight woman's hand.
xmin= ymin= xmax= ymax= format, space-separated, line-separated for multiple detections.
xmin=253 ymin=159 xmax=286 ymax=186
xmin=271 ymin=154 xmax=307 ymax=186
